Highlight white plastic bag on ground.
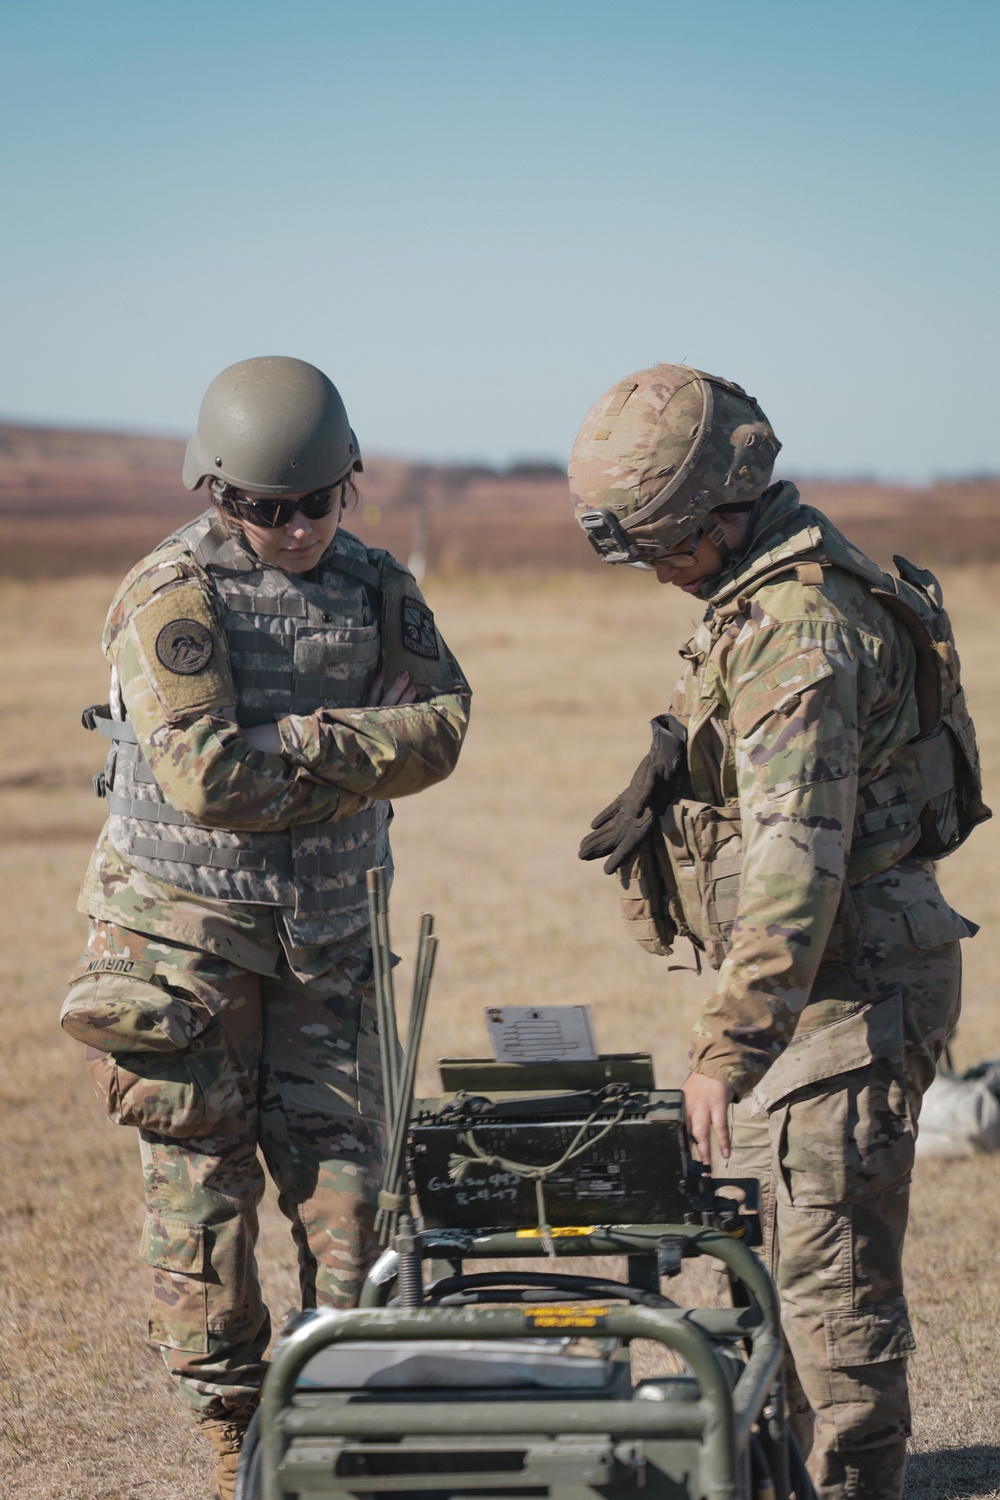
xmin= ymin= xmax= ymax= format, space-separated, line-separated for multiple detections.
xmin=916 ymin=1060 xmax=1000 ymax=1158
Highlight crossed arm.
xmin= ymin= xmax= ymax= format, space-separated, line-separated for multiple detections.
xmin=242 ymin=669 xmax=417 ymax=753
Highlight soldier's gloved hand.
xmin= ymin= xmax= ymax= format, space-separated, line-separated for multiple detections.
xmin=579 ymin=714 xmax=685 ymax=876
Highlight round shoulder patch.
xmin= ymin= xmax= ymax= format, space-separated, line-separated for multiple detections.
xmin=155 ymin=618 xmax=215 ymax=675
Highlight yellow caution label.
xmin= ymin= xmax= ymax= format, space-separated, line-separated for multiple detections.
xmin=515 ymin=1227 xmax=593 ymax=1239
xmin=524 ymin=1305 xmax=609 ymax=1331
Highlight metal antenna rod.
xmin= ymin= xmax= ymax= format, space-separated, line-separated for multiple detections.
xmin=375 ymin=866 xmax=401 ymax=1118
xmin=405 ymin=913 xmax=435 ymax=1063
xmin=366 ymin=867 xmax=397 ymax=1137
xmin=377 ymin=917 xmax=437 ymax=1244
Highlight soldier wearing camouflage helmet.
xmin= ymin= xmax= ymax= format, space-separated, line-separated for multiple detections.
xmin=574 ymin=363 xmax=988 ymax=1500
xmin=63 ymin=357 xmax=471 ymax=1498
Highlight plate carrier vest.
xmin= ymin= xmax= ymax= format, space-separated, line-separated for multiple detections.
xmin=85 ymin=514 xmax=391 ymax=948
xmin=625 ymin=497 xmax=990 ymax=969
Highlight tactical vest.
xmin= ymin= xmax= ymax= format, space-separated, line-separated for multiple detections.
xmin=656 ymin=498 xmax=990 ymax=969
xmin=89 ymin=514 xmax=391 ymax=948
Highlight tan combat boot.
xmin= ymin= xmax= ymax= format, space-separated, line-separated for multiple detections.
xmin=200 ymin=1408 xmax=255 ymax=1500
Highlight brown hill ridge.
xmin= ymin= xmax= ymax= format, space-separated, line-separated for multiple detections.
xmin=1 ymin=420 xmax=997 ymax=578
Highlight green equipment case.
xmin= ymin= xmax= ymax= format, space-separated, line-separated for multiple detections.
xmin=238 ymin=1053 xmax=813 ymax=1500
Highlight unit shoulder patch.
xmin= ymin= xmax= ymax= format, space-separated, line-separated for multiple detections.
xmin=155 ymin=618 xmax=214 ymax=675
xmin=130 ymin=580 xmax=233 ymax=720
xmin=400 ymin=596 xmax=440 ymax=660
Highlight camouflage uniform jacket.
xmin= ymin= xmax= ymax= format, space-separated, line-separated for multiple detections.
xmin=80 ymin=512 xmax=470 ymax=964
xmin=668 ymin=482 xmax=969 ymax=1097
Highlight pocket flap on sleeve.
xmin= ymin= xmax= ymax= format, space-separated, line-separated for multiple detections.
xmin=730 ymin=649 xmax=833 ymax=739
xmin=903 ymin=897 xmax=979 ymax=949
xmin=139 ymin=1213 xmax=207 ymax=1275
xmin=824 ymin=1300 xmax=916 ymax=1368
xmin=752 ymin=993 xmax=903 ymax=1110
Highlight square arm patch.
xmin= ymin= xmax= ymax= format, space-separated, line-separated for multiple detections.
xmin=400 ymin=596 xmax=441 ymax=660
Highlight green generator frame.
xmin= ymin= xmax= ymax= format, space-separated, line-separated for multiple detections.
xmin=238 ymin=881 xmax=812 ymax=1500
xmin=240 ymin=1071 xmax=810 ymax=1500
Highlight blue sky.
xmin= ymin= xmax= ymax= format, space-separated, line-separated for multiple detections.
xmin=1 ymin=0 xmax=997 ymax=478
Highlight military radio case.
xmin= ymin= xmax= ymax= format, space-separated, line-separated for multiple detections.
xmin=409 ymin=1057 xmax=690 ymax=1231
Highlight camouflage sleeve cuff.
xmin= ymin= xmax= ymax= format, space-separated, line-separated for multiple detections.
xmin=686 ymin=1042 xmax=770 ymax=1103
xmin=277 ymin=712 xmax=323 ymax=766
xmin=275 ymin=691 xmax=471 ymax=797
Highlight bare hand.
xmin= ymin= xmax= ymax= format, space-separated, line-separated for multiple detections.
xmin=682 ymin=1072 xmax=734 ymax=1163
xmin=243 ymin=721 xmax=282 ymax=754
xmin=365 ymin=670 xmax=417 ymax=707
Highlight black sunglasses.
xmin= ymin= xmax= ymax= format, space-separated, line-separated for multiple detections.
xmin=219 ymin=482 xmax=343 ymax=530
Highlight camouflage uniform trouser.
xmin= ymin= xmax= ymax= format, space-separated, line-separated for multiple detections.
xmin=82 ymin=920 xmax=385 ymax=1419
xmin=718 ymin=858 xmax=965 ymax=1500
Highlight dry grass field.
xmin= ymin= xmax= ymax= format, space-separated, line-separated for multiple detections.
xmin=1 ymin=563 xmax=999 ymax=1498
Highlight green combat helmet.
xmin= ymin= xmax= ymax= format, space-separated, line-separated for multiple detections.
xmin=182 ymin=355 xmax=363 ymax=495
xmin=568 ymin=363 xmax=780 ymax=565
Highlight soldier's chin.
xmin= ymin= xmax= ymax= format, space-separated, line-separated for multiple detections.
xmin=282 ymin=543 xmax=321 ymax=569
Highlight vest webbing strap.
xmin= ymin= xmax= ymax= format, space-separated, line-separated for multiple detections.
xmin=112 ymin=740 xmax=158 ymax=783
xmin=129 ymin=836 xmax=291 ymax=873
xmin=327 ymin=549 xmax=382 ymax=591
xmin=295 ymin=846 xmax=376 ymax=876
xmin=106 ymin=792 xmax=189 ymax=826
xmin=857 ymin=766 xmax=906 ymax=805
xmin=192 ymin=519 xmax=250 ymax=571
xmin=97 ymin=716 xmax=138 ymax=743
xmin=224 ymin=593 xmax=308 ymax=617
xmin=235 ymin=667 xmax=294 ymax=690
xmin=125 ymin=833 xmax=376 ymax=884
xmin=711 ymin=551 xmax=828 ymax=620
xmin=227 ymin=628 xmax=287 ymax=653
xmin=295 ymin=879 xmax=369 ymax=914
xmin=234 ymin=667 xmax=373 ymax=695
xmin=295 ymin=809 xmax=380 ymax=840
xmin=854 ymin=798 xmax=916 ymax=837
xmin=202 ymin=539 xmax=381 ymax=596
xmin=913 ymin=726 xmax=958 ymax=797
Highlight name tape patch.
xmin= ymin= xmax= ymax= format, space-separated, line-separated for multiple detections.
xmin=155 ymin=618 xmax=215 ymax=675
xmin=74 ymin=955 xmax=156 ymax=984
xmin=86 ymin=956 xmax=136 ymax=975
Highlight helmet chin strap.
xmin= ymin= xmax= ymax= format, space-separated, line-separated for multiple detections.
xmin=705 ymin=497 xmax=760 ymax=570
xmin=704 ymin=515 xmax=732 ymax=568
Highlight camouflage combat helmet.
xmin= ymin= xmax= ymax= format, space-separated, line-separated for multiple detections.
xmin=182 ymin=356 xmax=363 ymax=495
xmin=569 ymin=364 xmax=780 ymax=565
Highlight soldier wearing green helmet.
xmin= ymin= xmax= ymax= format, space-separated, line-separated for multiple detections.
xmin=181 ymin=354 xmax=363 ymax=496
xmin=574 ymin=364 xmax=988 ymax=1500
xmin=63 ymin=357 xmax=471 ymax=1499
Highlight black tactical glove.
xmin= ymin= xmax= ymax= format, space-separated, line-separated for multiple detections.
xmin=579 ymin=714 xmax=686 ymax=876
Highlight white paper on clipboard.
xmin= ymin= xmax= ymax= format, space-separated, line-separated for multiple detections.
xmin=483 ymin=1005 xmax=598 ymax=1062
